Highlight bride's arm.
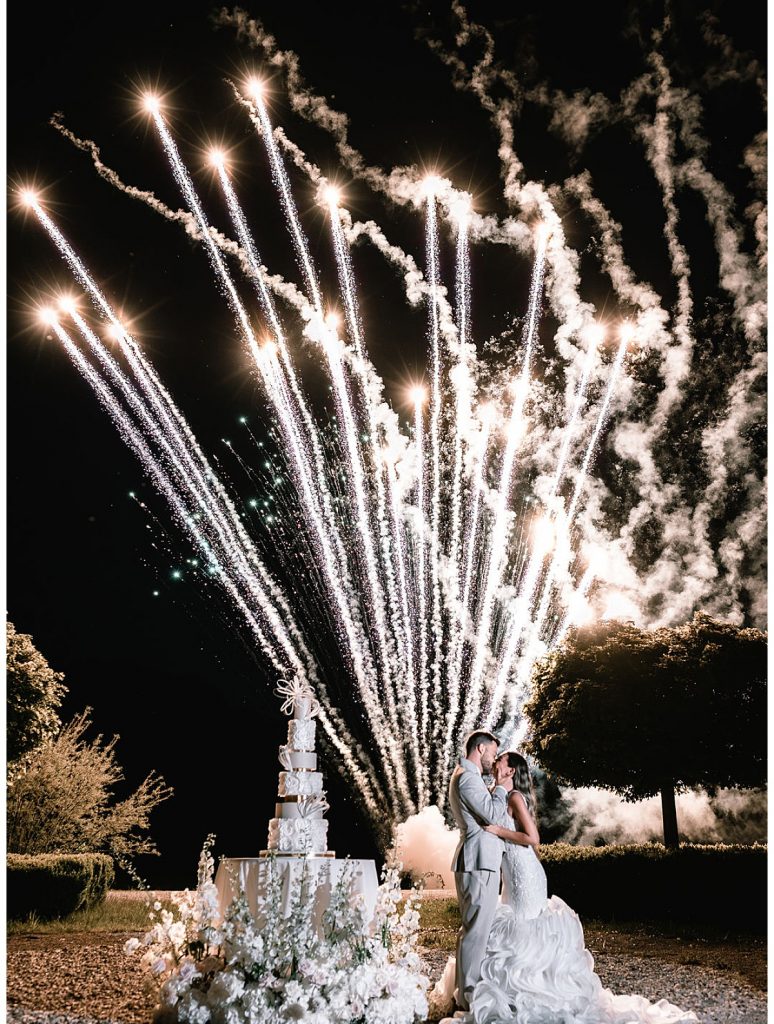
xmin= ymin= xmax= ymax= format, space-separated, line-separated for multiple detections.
xmin=484 ymin=791 xmax=540 ymax=847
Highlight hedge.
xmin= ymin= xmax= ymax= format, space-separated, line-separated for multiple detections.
xmin=539 ymin=842 xmax=766 ymax=932
xmin=7 ymin=853 xmax=115 ymax=921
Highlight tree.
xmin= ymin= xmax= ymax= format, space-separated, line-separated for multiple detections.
xmin=6 ymin=621 xmax=67 ymax=766
xmin=7 ymin=709 xmax=173 ymax=862
xmin=524 ymin=614 xmax=766 ymax=847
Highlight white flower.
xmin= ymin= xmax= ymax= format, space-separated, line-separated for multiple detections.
xmin=216 ymin=1006 xmax=247 ymax=1024
xmin=207 ymin=970 xmax=246 ymax=1006
xmin=167 ymin=921 xmax=187 ymax=948
xmin=140 ymin=841 xmax=429 ymax=1024
xmin=284 ymin=981 xmax=308 ymax=1005
xmin=179 ymin=961 xmax=199 ymax=983
xmin=350 ymin=998 xmax=366 ymax=1019
xmin=178 ymin=992 xmax=212 ymax=1024
xmin=241 ymin=984 xmax=269 ymax=1014
xmin=123 ymin=937 xmax=140 ymax=955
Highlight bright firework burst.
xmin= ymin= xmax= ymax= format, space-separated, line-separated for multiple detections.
xmin=23 ymin=59 xmax=718 ymax=827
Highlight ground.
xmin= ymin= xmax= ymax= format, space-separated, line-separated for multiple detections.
xmin=6 ymin=892 xmax=767 ymax=1024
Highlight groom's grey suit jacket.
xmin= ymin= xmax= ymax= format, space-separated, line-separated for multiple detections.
xmin=449 ymin=757 xmax=508 ymax=872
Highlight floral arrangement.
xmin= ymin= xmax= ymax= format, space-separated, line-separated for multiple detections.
xmin=125 ymin=837 xmax=429 ymax=1024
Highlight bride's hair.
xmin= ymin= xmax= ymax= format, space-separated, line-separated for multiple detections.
xmin=503 ymin=751 xmax=538 ymax=820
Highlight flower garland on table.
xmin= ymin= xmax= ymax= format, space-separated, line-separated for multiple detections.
xmin=125 ymin=837 xmax=429 ymax=1024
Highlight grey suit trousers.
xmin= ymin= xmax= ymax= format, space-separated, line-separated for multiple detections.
xmin=454 ymin=865 xmax=500 ymax=1010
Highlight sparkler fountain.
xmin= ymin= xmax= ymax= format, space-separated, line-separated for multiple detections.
xmin=20 ymin=79 xmax=636 ymax=833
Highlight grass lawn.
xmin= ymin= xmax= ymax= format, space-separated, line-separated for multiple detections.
xmin=6 ymin=890 xmax=176 ymax=935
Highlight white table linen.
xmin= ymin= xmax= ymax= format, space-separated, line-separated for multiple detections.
xmin=214 ymin=856 xmax=379 ymax=928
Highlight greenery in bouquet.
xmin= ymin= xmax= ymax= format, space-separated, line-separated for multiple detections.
xmin=125 ymin=837 xmax=429 ymax=1024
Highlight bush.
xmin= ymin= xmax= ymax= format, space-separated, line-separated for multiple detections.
xmin=539 ymin=842 xmax=766 ymax=932
xmin=7 ymin=709 xmax=172 ymax=860
xmin=7 ymin=853 xmax=115 ymax=921
xmin=6 ymin=621 xmax=67 ymax=768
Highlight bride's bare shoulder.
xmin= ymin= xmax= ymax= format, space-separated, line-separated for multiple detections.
xmin=507 ymin=789 xmax=530 ymax=819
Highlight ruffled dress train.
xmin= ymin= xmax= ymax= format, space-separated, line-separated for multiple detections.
xmin=433 ymin=843 xmax=697 ymax=1024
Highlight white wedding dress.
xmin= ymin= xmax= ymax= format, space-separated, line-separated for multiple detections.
xmin=433 ymin=811 xmax=698 ymax=1024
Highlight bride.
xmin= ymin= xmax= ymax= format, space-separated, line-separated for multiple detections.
xmin=435 ymin=751 xmax=698 ymax=1024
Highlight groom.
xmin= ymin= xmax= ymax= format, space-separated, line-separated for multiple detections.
xmin=448 ymin=730 xmax=515 ymax=1013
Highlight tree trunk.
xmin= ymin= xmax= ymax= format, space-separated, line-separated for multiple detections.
xmin=660 ymin=782 xmax=679 ymax=848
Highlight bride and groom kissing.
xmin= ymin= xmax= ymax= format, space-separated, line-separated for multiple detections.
xmin=434 ymin=730 xmax=698 ymax=1024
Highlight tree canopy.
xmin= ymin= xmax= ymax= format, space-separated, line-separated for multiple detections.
xmin=7 ymin=621 xmax=67 ymax=765
xmin=525 ymin=613 xmax=766 ymax=803
xmin=7 ymin=709 xmax=173 ymax=861
xmin=6 ymin=622 xmax=172 ymax=865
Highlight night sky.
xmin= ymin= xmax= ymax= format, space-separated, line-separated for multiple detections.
xmin=7 ymin=2 xmax=766 ymax=886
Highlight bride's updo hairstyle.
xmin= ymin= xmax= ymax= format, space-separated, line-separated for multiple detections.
xmin=503 ymin=751 xmax=537 ymax=820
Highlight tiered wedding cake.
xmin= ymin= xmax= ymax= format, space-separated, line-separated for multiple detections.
xmin=261 ymin=679 xmax=333 ymax=858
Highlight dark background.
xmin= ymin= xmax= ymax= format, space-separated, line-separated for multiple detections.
xmin=7 ymin=1 xmax=765 ymax=885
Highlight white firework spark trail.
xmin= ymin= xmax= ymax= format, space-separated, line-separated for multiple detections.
xmin=412 ymin=388 xmax=430 ymax=772
xmin=212 ymin=156 xmax=325 ymax=450
xmin=464 ymin=230 xmax=547 ymax=728
xmin=457 ymin=405 xmax=494 ymax=671
xmin=327 ymin=195 xmax=427 ymax=791
xmin=441 ymin=201 xmax=473 ymax=778
xmin=47 ymin=318 xmax=289 ymax=666
xmin=383 ymin=450 xmax=425 ymax=804
xmin=145 ymin=103 xmax=413 ymax=812
xmin=246 ymin=86 xmax=408 ymax=773
xmin=424 ymin=189 xmax=445 ymax=746
xmin=566 ymin=327 xmax=632 ymax=526
xmin=28 ymin=201 xmax=305 ymax=649
xmin=32 ymin=16 xmax=749 ymax=826
xmin=505 ymin=327 xmax=633 ymax=700
xmin=327 ymin=192 xmax=408 ymax=681
xmin=49 ymin=309 xmax=386 ymax=816
xmin=483 ymin=326 xmax=601 ymax=725
xmin=549 ymin=329 xmax=599 ymax=498
xmin=20 ymin=4 xmax=764 ymax=837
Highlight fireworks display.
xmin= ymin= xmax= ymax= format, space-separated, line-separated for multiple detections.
xmin=18 ymin=6 xmax=766 ymax=828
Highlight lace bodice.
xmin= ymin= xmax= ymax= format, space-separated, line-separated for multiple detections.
xmin=499 ymin=806 xmax=547 ymax=921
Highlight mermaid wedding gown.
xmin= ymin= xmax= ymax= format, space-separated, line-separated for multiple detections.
xmin=433 ymin=816 xmax=698 ymax=1024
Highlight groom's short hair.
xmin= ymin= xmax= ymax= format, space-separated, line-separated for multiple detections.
xmin=465 ymin=730 xmax=500 ymax=756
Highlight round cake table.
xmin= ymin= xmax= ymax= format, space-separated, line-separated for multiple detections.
xmin=214 ymin=856 xmax=380 ymax=927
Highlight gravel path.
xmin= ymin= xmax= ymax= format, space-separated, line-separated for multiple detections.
xmin=419 ymin=948 xmax=766 ymax=1024
xmin=8 ymin=938 xmax=766 ymax=1024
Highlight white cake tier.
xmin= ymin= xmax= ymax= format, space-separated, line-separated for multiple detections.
xmin=278 ymin=770 xmax=323 ymax=797
xmin=268 ymin=817 xmax=328 ymax=854
xmin=287 ymin=719 xmax=316 ymax=751
xmin=293 ymin=695 xmax=314 ymax=720
xmin=278 ymin=749 xmax=317 ymax=771
xmin=275 ymin=798 xmax=326 ymax=820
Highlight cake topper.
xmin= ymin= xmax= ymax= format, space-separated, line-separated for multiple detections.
xmin=274 ymin=676 xmax=321 ymax=718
